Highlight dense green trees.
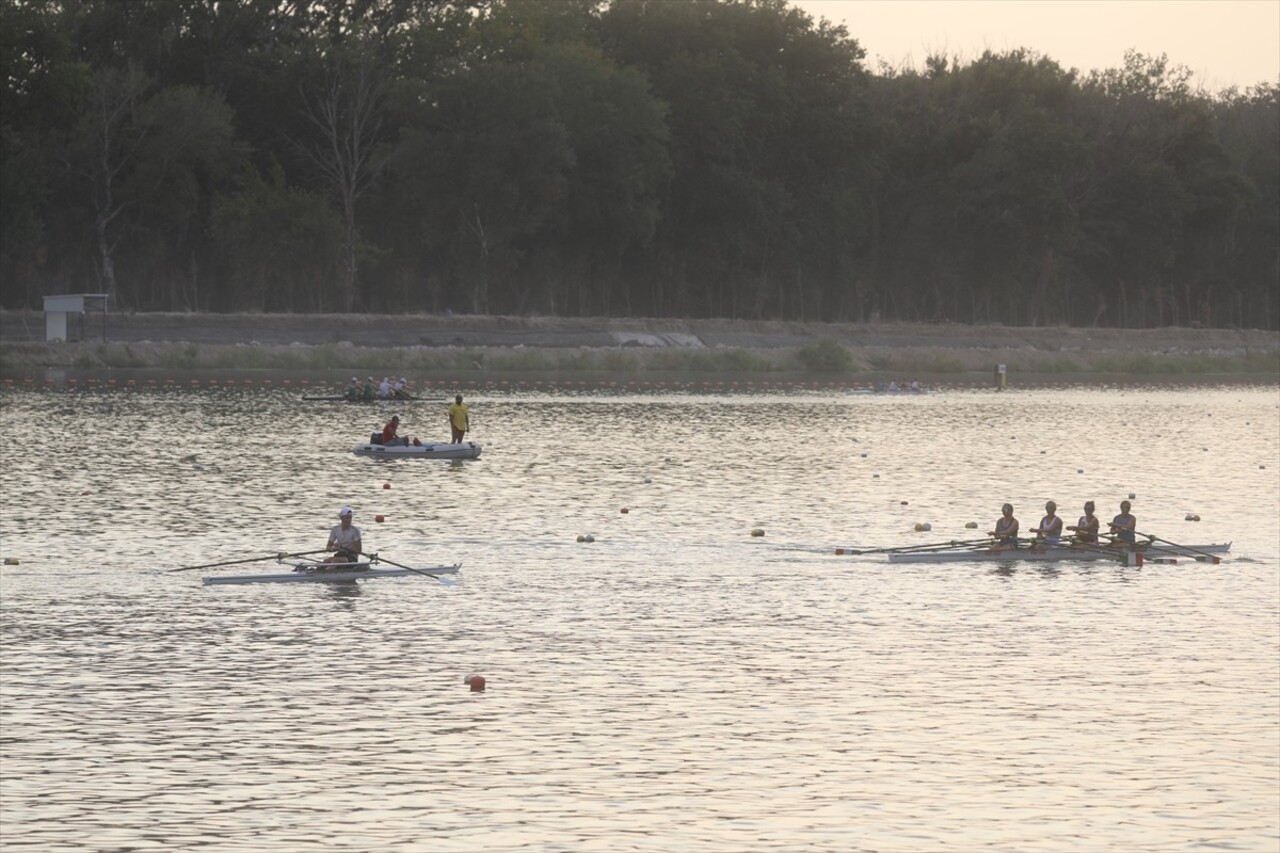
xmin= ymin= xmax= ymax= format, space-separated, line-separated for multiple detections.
xmin=1 ymin=0 xmax=1276 ymax=328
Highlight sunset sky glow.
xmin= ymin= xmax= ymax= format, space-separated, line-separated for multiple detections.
xmin=791 ymin=0 xmax=1280 ymax=92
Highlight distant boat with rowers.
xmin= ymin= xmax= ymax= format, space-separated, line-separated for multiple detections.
xmin=302 ymin=393 xmax=418 ymax=403
xmin=882 ymin=542 xmax=1230 ymax=564
xmin=352 ymin=440 xmax=482 ymax=460
xmin=204 ymin=561 xmax=461 ymax=585
xmin=850 ymin=381 xmax=933 ymax=395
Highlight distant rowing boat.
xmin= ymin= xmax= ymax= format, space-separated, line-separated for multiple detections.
xmin=849 ymin=387 xmax=933 ymax=396
xmin=885 ymin=543 xmax=1230 ymax=564
xmin=302 ymin=395 xmax=416 ymax=403
xmin=203 ymin=562 xmax=460 ymax=585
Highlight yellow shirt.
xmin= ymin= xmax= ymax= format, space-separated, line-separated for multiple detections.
xmin=448 ymin=402 xmax=469 ymax=431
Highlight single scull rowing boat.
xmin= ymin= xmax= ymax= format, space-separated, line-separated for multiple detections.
xmin=204 ymin=562 xmax=461 ymax=585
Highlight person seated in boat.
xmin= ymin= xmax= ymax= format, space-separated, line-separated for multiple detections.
xmin=361 ymin=377 xmax=377 ymax=400
xmin=377 ymin=376 xmax=394 ymax=399
xmin=887 ymin=380 xmax=899 ymax=392
xmin=1030 ymin=501 xmax=1064 ymax=546
xmin=448 ymin=394 xmax=470 ymax=444
xmin=1067 ymin=501 xmax=1100 ymax=544
xmin=1109 ymin=500 xmax=1137 ymax=546
xmin=324 ymin=506 xmax=363 ymax=564
xmin=988 ymin=503 xmax=1019 ymax=549
xmin=380 ymin=414 xmax=411 ymax=446
xmin=343 ymin=377 xmax=361 ymax=401
xmin=909 ymin=378 xmax=922 ymax=392
xmin=393 ymin=376 xmax=412 ymax=399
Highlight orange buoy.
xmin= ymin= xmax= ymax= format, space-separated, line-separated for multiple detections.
xmin=465 ymin=674 xmax=486 ymax=692
xmin=375 ymin=514 xmax=385 ymax=523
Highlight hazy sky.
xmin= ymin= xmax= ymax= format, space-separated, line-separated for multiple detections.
xmin=790 ymin=0 xmax=1280 ymax=91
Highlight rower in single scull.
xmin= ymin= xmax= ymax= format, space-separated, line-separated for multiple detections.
xmin=325 ymin=507 xmax=363 ymax=564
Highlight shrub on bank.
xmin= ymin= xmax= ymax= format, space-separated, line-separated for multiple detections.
xmin=794 ymin=339 xmax=854 ymax=372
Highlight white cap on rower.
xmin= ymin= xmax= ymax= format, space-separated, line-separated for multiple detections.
xmin=338 ymin=506 xmax=352 ymax=517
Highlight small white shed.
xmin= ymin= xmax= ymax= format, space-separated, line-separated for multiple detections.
xmin=43 ymin=293 xmax=109 ymax=342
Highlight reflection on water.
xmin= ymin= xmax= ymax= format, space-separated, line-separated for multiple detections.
xmin=1 ymin=385 xmax=1278 ymax=851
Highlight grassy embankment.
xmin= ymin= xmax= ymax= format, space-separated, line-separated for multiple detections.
xmin=2 ymin=336 xmax=1277 ymax=377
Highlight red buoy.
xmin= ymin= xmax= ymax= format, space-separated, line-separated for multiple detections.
xmin=620 ymin=507 xmax=629 ymax=514
xmin=465 ymin=674 xmax=486 ymax=692
xmin=375 ymin=514 xmax=385 ymax=523
xmin=383 ymin=482 xmax=391 ymax=490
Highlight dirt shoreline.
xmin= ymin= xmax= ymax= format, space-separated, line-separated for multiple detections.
xmin=2 ymin=311 xmax=1277 ymax=380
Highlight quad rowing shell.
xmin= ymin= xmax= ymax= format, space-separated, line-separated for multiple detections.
xmin=351 ymin=441 xmax=482 ymax=460
xmin=885 ymin=543 xmax=1231 ymax=564
xmin=204 ymin=563 xmax=461 ymax=585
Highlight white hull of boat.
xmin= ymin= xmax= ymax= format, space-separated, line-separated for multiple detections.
xmin=886 ymin=543 xmax=1230 ymax=564
xmin=351 ymin=441 xmax=481 ymax=460
xmin=204 ymin=562 xmax=461 ymax=585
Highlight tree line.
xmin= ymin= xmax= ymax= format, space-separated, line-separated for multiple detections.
xmin=2 ymin=0 xmax=1276 ymax=329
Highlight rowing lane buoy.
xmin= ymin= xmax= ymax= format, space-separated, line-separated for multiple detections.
xmin=465 ymin=674 xmax=486 ymax=692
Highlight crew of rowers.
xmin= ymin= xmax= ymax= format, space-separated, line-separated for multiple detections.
xmin=344 ymin=376 xmax=413 ymax=401
xmin=873 ymin=378 xmax=925 ymax=393
xmin=988 ymin=500 xmax=1137 ymax=550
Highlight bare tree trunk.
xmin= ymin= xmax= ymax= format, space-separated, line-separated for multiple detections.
xmin=298 ymin=44 xmax=389 ymax=312
xmin=467 ymin=205 xmax=489 ymax=314
xmin=76 ymin=66 xmax=151 ymax=308
xmin=1025 ymin=246 xmax=1054 ymax=326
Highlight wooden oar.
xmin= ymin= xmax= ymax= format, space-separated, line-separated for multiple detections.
xmin=835 ymin=537 xmax=997 ymax=556
xmin=1133 ymin=531 xmax=1222 ymax=564
xmin=166 ymin=549 xmax=328 ymax=573
xmin=359 ymin=551 xmax=454 ymax=582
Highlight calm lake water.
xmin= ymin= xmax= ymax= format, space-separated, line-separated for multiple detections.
xmin=1 ymin=383 xmax=1278 ymax=852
